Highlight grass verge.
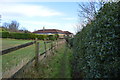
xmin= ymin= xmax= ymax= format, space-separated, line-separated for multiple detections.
xmin=14 ymin=43 xmax=72 ymax=78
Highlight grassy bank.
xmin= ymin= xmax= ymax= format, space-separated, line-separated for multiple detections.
xmin=14 ymin=43 xmax=72 ymax=78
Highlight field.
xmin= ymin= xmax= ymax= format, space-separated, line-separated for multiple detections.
xmin=14 ymin=43 xmax=72 ymax=78
xmin=1 ymin=38 xmax=52 ymax=77
xmin=1 ymin=38 xmax=33 ymax=51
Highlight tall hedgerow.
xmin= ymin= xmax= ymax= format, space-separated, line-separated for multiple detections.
xmin=72 ymin=2 xmax=120 ymax=78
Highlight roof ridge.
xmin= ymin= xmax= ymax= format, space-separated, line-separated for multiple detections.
xmin=33 ymin=29 xmax=73 ymax=34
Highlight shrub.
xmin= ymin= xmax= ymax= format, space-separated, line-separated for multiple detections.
xmin=72 ymin=2 xmax=120 ymax=78
xmin=35 ymin=34 xmax=47 ymax=40
xmin=10 ymin=32 xmax=31 ymax=39
xmin=0 ymin=31 xmax=10 ymax=38
xmin=55 ymin=34 xmax=59 ymax=40
xmin=47 ymin=35 xmax=56 ymax=41
xmin=29 ymin=33 xmax=36 ymax=39
xmin=1 ymin=31 xmax=58 ymax=40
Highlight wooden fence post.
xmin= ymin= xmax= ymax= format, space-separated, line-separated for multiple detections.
xmin=55 ymin=40 xmax=57 ymax=50
xmin=51 ymin=41 xmax=54 ymax=55
xmin=51 ymin=41 xmax=52 ymax=50
xmin=44 ymin=39 xmax=47 ymax=57
xmin=35 ymin=38 xmax=39 ymax=66
xmin=57 ymin=39 xmax=58 ymax=47
xmin=53 ymin=41 xmax=55 ymax=51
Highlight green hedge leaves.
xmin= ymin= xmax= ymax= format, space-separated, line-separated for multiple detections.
xmin=72 ymin=2 xmax=120 ymax=78
xmin=0 ymin=31 xmax=58 ymax=40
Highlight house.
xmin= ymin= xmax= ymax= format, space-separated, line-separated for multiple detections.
xmin=64 ymin=31 xmax=74 ymax=38
xmin=33 ymin=28 xmax=73 ymax=38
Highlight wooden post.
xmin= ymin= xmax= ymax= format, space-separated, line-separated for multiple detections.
xmin=51 ymin=41 xmax=54 ymax=55
xmin=57 ymin=39 xmax=58 ymax=47
xmin=55 ymin=40 xmax=57 ymax=50
xmin=53 ymin=41 xmax=55 ymax=51
xmin=35 ymin=38 xmax=39 ymax=66
xmin=50 ymin=41 xmax=52 ymax=52
xmin=44 ymin=39 xmax=47 ymax=57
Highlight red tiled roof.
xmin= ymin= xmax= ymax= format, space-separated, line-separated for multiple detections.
xmin=33 ymin=29 xmax=62 ymax=33
xmin=64 ymin=31 xmax=73 ymax=34
xmin=33 ymin=29 xmax=73 ymax=34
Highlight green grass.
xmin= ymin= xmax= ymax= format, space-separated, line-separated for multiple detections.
xmin=0 ymin=56 xmax=2 ymax=78
xmin=49 ymin=44 xmax=72 ymax=78
xmin=1 ymin=38 xmax=33 ymax=50
xmin=1 ymin=39 xmax=52 ymax=74
xmin=2 ymin=44 xmax=35 ymax=73
xmin=14 ymin=43 xmax=72 ymax=78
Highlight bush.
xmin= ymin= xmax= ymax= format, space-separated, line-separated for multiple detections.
xmin=0 ymin=31 xmax=10 ymax=38
xmin=10 ymin=32 xmax=31 ymax=39
xmin=10 ymin=33 xmax=49 ymax=40
xmin=65 ymin=37 xmax=74 ymax=48
xmin=29 ymin=33 xmax=36 ymax=39
xmin=1 ymin=31 xmax=58 ymax=40
xmin=72 ymin=2 xmax=120 ymax=78
xmin=47 ymin=35 xmax=55 ymax=40
xmin=35 ymin=34 xmax=47 ymax=40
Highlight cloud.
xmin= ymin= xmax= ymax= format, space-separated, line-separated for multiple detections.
xmin=62 ymin=17 xmax=77 ymax=20
xmin=0 ymin=0 xmax=105 ymax=2
xmin=19 ymin=20 xmax=76 ymax=34
xmin=0 ymin=3 xmax=63 ymax=18
xmin=0 ymin=0 xmax=84 ymax=2
xmin=20 ymin=21 xmax=59 ymax=26
xmin=55 ymin=23 xmax=76 ymax=34
xmin=18 ymin=20 xmax=60 ymax=31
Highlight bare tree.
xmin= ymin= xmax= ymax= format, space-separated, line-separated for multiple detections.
xmin=3 ymin=22 xmax=9 ymax=29
xmin=74 ymin=0 xmax=105 ymax=33
xmin=78 ymin=0 xmax=104 ymax=24
xmin=9 ymin=21 xmax=19 ymax=32
xmin=19 ymin=27 xmax=30 ymax=33
xmin=73 ymin=23 xmax=85 ymax=34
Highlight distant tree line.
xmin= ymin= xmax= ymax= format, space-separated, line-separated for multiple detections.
xmin=0 ymin=20 xmax=59 ymax=40
xmin=2 ymin=20 xmax=30 ymax=33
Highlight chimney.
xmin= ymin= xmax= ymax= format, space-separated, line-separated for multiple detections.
xmin=43 ymin=26 xmax=45 ymax=31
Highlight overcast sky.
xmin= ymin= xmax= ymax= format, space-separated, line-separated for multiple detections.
xmin=0 ymin=0 xmax=108 ymax=34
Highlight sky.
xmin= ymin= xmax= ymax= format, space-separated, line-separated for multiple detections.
xmin=0 ymin=0 xmax=110 ymax=34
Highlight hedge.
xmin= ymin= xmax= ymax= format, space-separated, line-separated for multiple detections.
xmin=1 ymin=31 xmax=58 ymax=40
xmin=0 ymin=31 xmax=10 ymax=38
xmin=47 ymin=35 xmax=58 ymax=41
xmin=35 ymin=34 xmax=47 ymax=40
xmin=72 ymin=2 xmax=120 ymax=78
xmin=10 ymin=32 xmax=31 ymax=39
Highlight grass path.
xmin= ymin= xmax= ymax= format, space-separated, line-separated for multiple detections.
xmin=46 ymin=43 xmax=72 ymax=78
xmin=56 ymin=44 xmax=71 ymax=78
xmin=59 ymin=48 xmax=67 ymax=78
